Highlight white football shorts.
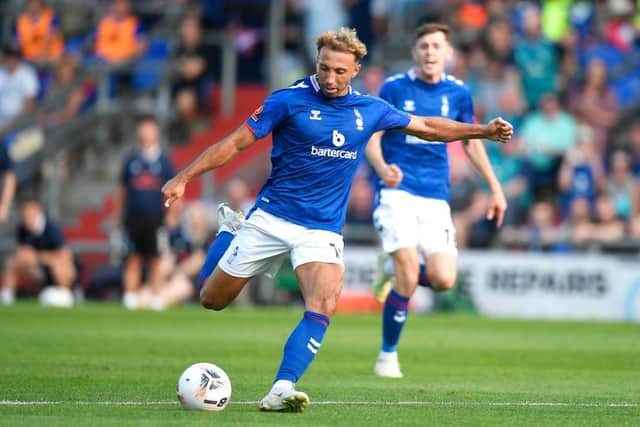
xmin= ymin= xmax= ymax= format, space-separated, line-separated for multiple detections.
xmin=373 ymin=189 xmax=457 ymax=256
xmin=218 ymin=208 xmax=344 ymax=278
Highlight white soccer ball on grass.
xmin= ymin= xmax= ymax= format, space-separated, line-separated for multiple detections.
xmin=177 ymin=362 xmax=232 ymax=411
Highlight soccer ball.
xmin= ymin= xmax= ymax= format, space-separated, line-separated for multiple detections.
xmin=38 ymin=286 xmax=74 ymax=308
xmin=176 ymin=362 xmax=232 ymax=411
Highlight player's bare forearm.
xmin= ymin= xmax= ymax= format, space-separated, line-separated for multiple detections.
xmin=163 ymin=125 xmax=258 ymax=207
xmin=365 ymin=131 xmax=387 ymax=177
xmin=463 ymin=139 xmax=501 ymax=192
xmin=403 ymin=116 xmax=513 ymax=143
xmin=174 ymin=125 xmax=257 ymax=183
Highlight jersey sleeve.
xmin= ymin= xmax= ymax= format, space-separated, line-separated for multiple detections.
xmin=374 ymin=98 xmax=411 ymax=132
xmin=458 ymin=88 xmax=476 ymax=124
xmin=245 ymin=91 xmax=290 ymax=139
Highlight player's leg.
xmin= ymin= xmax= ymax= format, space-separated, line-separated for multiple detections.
xmin=374 ymin=247 xmax=419 ymax=378
xmin=372 ymin=190 xmax=420 ymax=378
xmin=201 ymin=208 xmax=287 ymax=311
xmin=1 ymin=246 xmax=39 ymax=304
xmin=197 ymin=202 xmax=244 ymax=286
xmin=259 ymin=226 xmax=343 ymax=412
xmin=418 ymin=199 xmax=458 ymax=291
xmin=423 ymin=252 xmax=457 ymax=291
xmin=199 ymin=267 xmax=251 ymax=310
xmin=123 ymin=253 xmax=143 ymax=309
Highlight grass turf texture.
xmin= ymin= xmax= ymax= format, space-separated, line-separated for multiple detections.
xmin=1 ymin=303 xmax=639 ymax=426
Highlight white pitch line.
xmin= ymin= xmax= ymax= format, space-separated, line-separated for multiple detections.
xmin=1 ymin=400 xmax=638 ymax=408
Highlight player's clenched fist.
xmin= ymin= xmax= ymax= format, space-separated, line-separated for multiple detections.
xmin=485 ymin=117 xmax=513 ymax=143
xmin=162 ymin=176 xmax=186 ymax=208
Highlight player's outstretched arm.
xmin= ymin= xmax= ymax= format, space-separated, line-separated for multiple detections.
xmin=463 ymin=139 xmax=507 ymax=227
xmin=162 ymin=125 xmax=258 ymax=207
xmin=401 ymin=116 xmax=513 ymax=143
xmin=365 ymin=131 xmax=403 ymax=188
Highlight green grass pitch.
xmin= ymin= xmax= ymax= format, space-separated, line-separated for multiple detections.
xmin=1 ymin=303 xmax=639 ymax=426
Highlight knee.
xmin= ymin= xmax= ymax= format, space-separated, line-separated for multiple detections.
xmin=307 ymin=296 xmax=338 ymax=318
xmin=199 ymin=291 xmax=227 ymax=311
xmin=430 ymin=270 xmax=457 ymax=291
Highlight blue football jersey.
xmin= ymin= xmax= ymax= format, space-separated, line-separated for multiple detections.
xmin=376 ymin=69 xmax=476 ymax=200
xmin=246 ymin=75 xmax=410 ymax=233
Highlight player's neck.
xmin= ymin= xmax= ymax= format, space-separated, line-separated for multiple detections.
xmin=414 ymin=68 xmax=443 ymax=84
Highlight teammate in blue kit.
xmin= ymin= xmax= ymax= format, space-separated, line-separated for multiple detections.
xmin=366 ymin=23 xmax=507 ymax=378
xmin=162 ymin=27 xmax=512 ymax=412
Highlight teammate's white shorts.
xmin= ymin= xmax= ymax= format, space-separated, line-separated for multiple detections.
xmin=373 ymin=189 xmax=457 ymax=256
xmin=218 ymin=208 xmax=344 ymax=278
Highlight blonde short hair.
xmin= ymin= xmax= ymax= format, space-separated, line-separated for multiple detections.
xmin=315 ymin=27 xmax=367 ymax=62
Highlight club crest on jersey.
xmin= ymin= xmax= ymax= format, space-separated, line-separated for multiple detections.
xmin=250 ymin=105 xmax=263 ymax=122
xmin=354 ymin=108 xmax=364 ymax=131
xmin=403 ymin=100 xmax=416 ymax=112
xmin=309 ymin=110 xmax=322 ymax=121
xmin=441 ymin=96 xmax=449 ymax=117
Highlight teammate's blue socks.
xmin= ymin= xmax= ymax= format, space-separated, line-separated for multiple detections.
xmin=382 ymin=289 xmax=410 ymax=353
xmin=418 ymin=263 xmax=432 ymax=288
xmin=275 ymin=311 xmax=330 ymax=383
xmin=198 ymin=231 xmax=234 ymax=286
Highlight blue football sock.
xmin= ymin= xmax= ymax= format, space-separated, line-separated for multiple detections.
xmin=417 ymin=263 xmax=432 ymax=288
xmin=275 ymin=311 xmax=330 ymax=383
xmin=198 ymin=231 xmax=234 ymax=287
xmin=382 ymin=289 xmax=410 ymax=353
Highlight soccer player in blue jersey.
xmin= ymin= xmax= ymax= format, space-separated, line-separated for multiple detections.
xmin=366 ymin=23 xmax=508 ymax=378
xmin=162 ymin=27 xmax=512 ymax=412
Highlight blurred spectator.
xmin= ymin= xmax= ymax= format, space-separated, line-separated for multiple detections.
xmin=167 ymin=88 xmax=209 ymax=145
xmin=520 ymin=92 xmax=577 ymax=196
xmin=605 ymin=149 xmax=639 ymax=221
xmin=344 ymin=0 xmax=389 ymax=62
xmin=591 ymin=194 xmax=626 ymax=242
xmin=484 ymin=18 xmax=514 ymax=64
xmin=569 ymin=58 xmax=619 ymax=155
xmin=39 ymin=56 xmax=90 ymax=128
xmin=111 ymin=115 xmax=175 ymax=310
xmin=502 ymin=199 xmax=562 ymax=252
xmin=92 ymin=0 xmax=148 ymax=65
xmin=563 ymin=196 xmax=595 ymax=250
xmin=0 ymin=139 xmax=16 ymax=223
xmin=1 ymin=199 xmax=76 ymax=306
xmin=297 ymin=0 xmax=347 ymax=64
xmin=171 ymin=14 xmax=209 ymax=107
xmin=513 ymin=5 xmax=559 ymax=109
xmin=627 ymin=122 xmax=640 ymax=177
xmin=352 ymin=63 xmax=385 ymax=95
xmin=222 ymin=177 xmax=254 ymax=214
xmin=13 ymin=0 xmax=64 ymax=66
xmin=557 ymin=124 xmax=606 ymax=217
xmin=541 ymin=0 xmax=573 ymax=45
xmin=0 ymin=44 xmax=39 ymax=131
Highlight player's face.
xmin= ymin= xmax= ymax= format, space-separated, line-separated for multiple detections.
xmin=412 ymin=31 xmax=452 ymax=83
xmin=316 ymin=47 xmax=361 ymax=98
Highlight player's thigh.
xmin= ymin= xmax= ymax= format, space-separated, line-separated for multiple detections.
xmin=200 ymin=266 xmax=252 ymax=309
xmin=373 ymin=189 xmax=419 ymax=253
xmin=217 ymin=215 xmax=291 ymax=279
xmin=416 ymin=198 xmax=458 ymax=257
xmin=295 ymin=262 xmax=344 ymax=316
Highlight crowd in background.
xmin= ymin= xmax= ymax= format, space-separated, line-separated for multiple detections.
xmin=1 ymin=0 xmax=640 ymax=307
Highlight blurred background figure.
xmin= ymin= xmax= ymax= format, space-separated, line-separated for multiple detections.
xmin=0 ymin=138 xmax=17 ymax=223
xmin=0 ymin=44 xmax=38 ymax=131
xmin=92 ymin=0 xmax=147 ymax=66
xmin=13 ymin=0 xmax=64 ymax=67
xmin=1 ymin=199 xmax=76 ymax=306
xmin=111 ymin=115 xmax=174 ymax=310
